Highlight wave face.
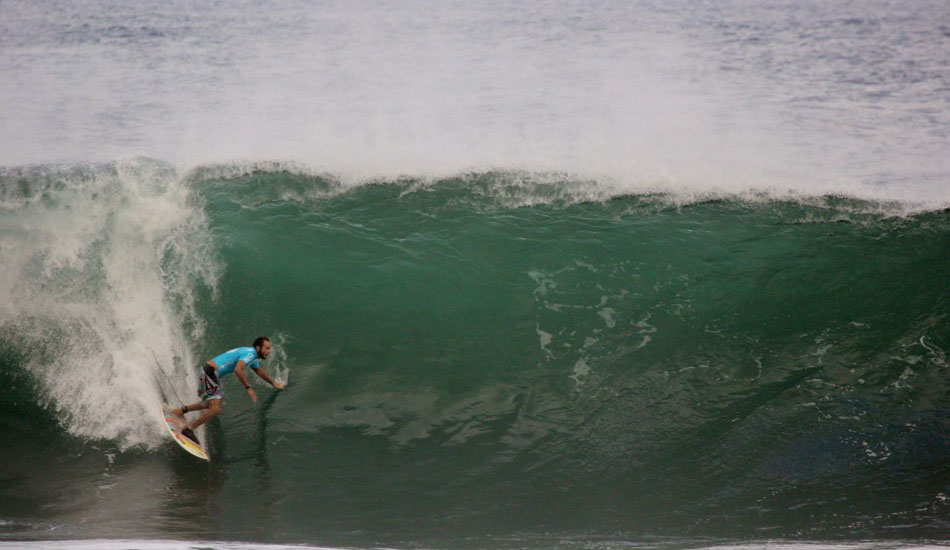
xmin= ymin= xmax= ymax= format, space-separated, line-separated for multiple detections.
xmin=1 ymin=163 xmax=948 ymax=544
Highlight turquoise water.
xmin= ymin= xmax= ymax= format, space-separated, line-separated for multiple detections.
xmin=2 ymin=0 xmax=950 ymax=547
xmin=1 ymin=163 xmax=948 ymax=546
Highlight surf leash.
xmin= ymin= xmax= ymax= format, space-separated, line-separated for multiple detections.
xmin=151 ymin=349 xmax=185 ymax=407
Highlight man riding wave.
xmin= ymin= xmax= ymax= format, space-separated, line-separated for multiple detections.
xmin=172 ymin=336 xmax=285 ymax=444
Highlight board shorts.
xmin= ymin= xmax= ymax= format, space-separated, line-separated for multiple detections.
xmin=198 ymin=364 xmax=222 ymax=401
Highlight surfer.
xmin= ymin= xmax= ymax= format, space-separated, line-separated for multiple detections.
xmin=172 ymin=336 xmax=285 ymax=445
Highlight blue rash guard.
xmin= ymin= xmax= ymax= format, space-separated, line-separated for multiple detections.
xmin=211 ymin=347 xmax=261 ymax=377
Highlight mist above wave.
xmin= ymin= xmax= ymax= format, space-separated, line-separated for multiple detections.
xmin=2 ymin=0 xmax=948 ymax=206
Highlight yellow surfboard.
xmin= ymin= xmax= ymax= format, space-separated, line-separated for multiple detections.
xmin=161 ymin=403 xmax=209 ymax=461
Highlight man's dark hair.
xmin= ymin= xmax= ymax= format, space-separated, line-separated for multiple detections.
xmin=253 ymin=336 xmax=270 ymax=349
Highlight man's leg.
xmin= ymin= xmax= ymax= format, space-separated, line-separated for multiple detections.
xmin=171 ymin=402 xmax=204 ymax=417
xmin=180 ymin=364 xmax=223 ymax=444
xmin=179 ymin=399 xmax=221 ymax=445
xmin=187 ymin=398 xmax=222 ymax=431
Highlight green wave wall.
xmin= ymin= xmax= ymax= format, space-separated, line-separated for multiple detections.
xmin=193 ymin=169 xmax=950 ymax=536
xmin=1 ymin=164 xmax=948 ymax=542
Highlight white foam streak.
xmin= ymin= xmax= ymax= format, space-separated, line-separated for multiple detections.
xmin=0 ymin=159 xmax=219 ymax=448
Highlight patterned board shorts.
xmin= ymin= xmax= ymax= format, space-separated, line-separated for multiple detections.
xmin=198 ymin=364 xmax=222 ymax=401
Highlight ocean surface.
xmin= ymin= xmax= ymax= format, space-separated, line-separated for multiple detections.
xmin=1 ymin=1 xmax=949 ymax=549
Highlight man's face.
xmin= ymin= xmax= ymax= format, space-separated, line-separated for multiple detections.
xmin=258 ymin=340 xmax=272 ymax=359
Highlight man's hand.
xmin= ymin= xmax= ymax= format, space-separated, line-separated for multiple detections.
xmin=273 ymin=381 xmax=286 ymax=390
xmin=247 ymin=387 xmax=258 ymax=403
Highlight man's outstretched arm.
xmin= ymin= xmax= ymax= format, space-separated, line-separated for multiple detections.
xmin=252 ymin=367 xmax=285 ymax=390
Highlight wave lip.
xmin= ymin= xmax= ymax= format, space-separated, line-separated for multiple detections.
xmin=184 ymin=161 xmax=950 ymax=217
